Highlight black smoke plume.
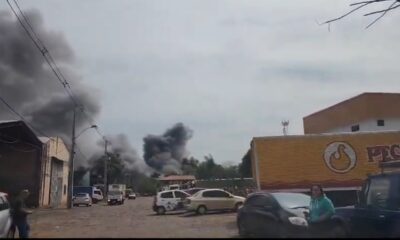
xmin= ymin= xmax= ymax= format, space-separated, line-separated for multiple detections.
xmin=0 ymin=9 xmax=100 ymax=143
xmin=143 ymin=123 xmax=193 ymax=175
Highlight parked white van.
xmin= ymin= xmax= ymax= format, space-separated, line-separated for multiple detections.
xmin=152 ymin=190 xmax=190 ymax=215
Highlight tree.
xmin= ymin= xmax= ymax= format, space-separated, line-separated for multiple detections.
xmin=89 ymin=153 xmax=126 ymax=185
xmin=239 ymin=149 xmax=252 ymax=178
xmin=181 ymin=157 xmax=199 ymax=175
xmin=323 ymin=0 xmax=400 ymax=29
xmin=124 ymin=169 xmax=159 ymax=194
xmin=195 ymin=154 xmax=241 ymax=180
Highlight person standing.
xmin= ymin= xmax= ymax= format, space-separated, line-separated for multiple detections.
xmin=11 ymin=189 xmax=33 ymax=238
xmin=307 ymin=185 xmax=335 ymax=237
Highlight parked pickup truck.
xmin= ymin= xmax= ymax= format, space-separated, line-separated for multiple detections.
xmin=333 ymin=161 xmax=400 ymax=238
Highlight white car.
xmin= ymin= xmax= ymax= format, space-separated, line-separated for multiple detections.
xmin=185 ymin=189 xmax=245 ymax=214
xmin=73 ymin=193 xmax=92 ymax=207
xmin=152 ymin=190 xmax=190 ymax=215
xmin=128 ymin=192 xmax=136 ymax=200
xmin=0 ymin=192 xmax=15 ymax=238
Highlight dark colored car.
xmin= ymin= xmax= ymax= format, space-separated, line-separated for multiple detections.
xmin=183 ymin=188 xmax=206 ymax=196
xmin=334 ymin=171 xmax=400 ymax=238
xmin=237 ymin=192 xmax=310 ymax=238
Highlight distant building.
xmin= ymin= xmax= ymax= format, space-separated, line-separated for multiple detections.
xmin=0 ymin=120 xmax=70 ymax=208
xmin=158 ymin=175 xmax=196 ymax=189
xmin=0 ymin=120 xmax=43 ymax=207
xmin=303 ymin=92 xmax=400 ymax=134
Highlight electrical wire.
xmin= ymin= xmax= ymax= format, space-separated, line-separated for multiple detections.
xmin=6 ymin=0 xmax=108 ymax=145
xmin=8 ymin=1 xmax=100 ymax=131
xmin=0 ymin=95 xmax=55 ymax=141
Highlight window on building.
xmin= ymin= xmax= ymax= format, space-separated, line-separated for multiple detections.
xmin=377 ymin=119 xmax=385 ymax=127
xmin=351 ymin=125 xmax=360 ymax=132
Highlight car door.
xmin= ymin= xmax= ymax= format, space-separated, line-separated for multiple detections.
xmin=173 ymin=191 xmax=189 ymax=210
xmin=351 ymin=176 xmax=393 ymax=237
xmin=160 ymin=191 xmax=175 ymax=211
xmin=242 ymin=194 xmax=278 ymax=236
xmin=214 ymin=190 xmax=234 ymax=210
xmin=202 ymin=190 xmax=218 ymax=210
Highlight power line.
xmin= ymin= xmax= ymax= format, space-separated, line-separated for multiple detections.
xmin=6 ymin=0 xmax=108 ymax=144
xmin=0 ymin=95 xmax=54 ymax=141
xmin=8 ymin=1 xmax=92 ymax=121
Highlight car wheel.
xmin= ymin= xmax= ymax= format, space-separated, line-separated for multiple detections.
xmin=197 ymin=205 xmax=207 ymax=215
xmin=276 ymin=224 xmax=288 ymax=238
xmin=330 ymin=224 xmax=347 ymax=238
xmin=238 ymin=219 xmax=248 ymax=237
xmin=234 ymin=202 xmax=243 ymax=212
xmin=157 ymin=206 xmax=166 ymax=215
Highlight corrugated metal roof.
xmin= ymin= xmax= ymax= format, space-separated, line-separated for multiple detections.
xmin=158 ymin=175 xmax=196 ymax=181
xmin=38 ymin=136 xmax=51 ymax=143
xmin=0 ymin=120 xmax=21 ymax=124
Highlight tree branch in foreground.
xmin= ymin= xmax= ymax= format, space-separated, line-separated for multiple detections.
xmin=321 ymin=0 xmax=400 ymax=29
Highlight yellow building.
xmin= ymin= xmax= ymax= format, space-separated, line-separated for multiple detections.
xmin=39 ymin=136 xmax=70 ymax=208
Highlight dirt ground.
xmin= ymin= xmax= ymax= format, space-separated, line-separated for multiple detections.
xmin=28 ymin=196 xmax=239 ymax=238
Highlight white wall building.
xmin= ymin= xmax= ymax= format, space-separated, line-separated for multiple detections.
xmin=303 ymin=93 xmax=400 ymax=134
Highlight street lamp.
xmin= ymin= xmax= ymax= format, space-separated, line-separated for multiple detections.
xmin=67 ymin=120 xmax=98 ymax=209
xmin=75 ymin=125 xmax=98 ymax=139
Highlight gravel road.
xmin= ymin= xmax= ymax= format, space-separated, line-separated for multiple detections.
xmin=29 ymin=196 xmax=239 ymax=238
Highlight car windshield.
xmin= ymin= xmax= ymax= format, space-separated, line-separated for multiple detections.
xmin=109 ymin=191 xmax=121 ymax=196
xmin=192 ymin=191 xmax=203 ymax=198
xmin=271 ymin=193 xmax=310 ymax=209
xmin=76 ymin=193 xmax=87 ymax=197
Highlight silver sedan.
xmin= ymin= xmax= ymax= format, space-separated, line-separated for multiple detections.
xmin=73 ymin=193 xmax=92 ymax=207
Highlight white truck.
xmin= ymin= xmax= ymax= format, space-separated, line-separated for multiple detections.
xmin=107 ymin=184 xmax=126 ymax=205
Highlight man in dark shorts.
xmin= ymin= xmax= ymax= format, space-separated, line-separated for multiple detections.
xmin=11 ymin=189 xmax=33 ymax=238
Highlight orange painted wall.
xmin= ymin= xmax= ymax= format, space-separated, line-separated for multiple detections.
xmin=251 ymin=131 xmax=400 ymax=190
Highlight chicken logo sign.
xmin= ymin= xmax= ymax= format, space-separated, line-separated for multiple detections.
xmin=324 ymin=142 xmax=357 ymax=174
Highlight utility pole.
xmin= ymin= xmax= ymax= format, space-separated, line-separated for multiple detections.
xmin=67 ymin=107 xmax=76 ymax=209
xmin=104 ymin=138 xmax=108 ymax=197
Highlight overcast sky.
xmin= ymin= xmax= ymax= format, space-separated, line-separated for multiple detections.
xmin=1 ymin=0 xmax=399 ymax=166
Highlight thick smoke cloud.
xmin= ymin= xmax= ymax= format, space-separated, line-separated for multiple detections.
xmin=102 ymin=134 xmax=151 ymax=174
xmin=0 ymin=9 xmax=193 ymax=181
xmin=143 ymin=123 xmax=193 ymax=175
xmin=0 ymin=10 xmax=100 ymax=142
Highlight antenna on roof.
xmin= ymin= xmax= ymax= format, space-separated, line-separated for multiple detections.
xmin=282 ymin=120 xmax=289 ymax=136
